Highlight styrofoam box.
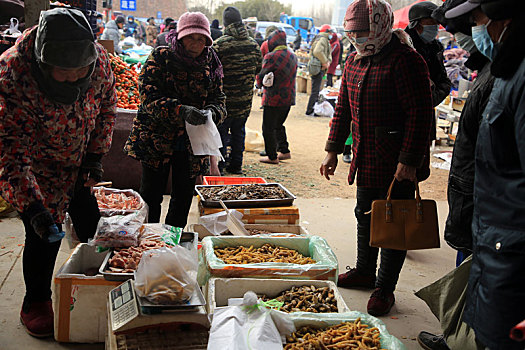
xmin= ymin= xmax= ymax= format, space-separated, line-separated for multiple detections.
xmin=206 ymin=277 xmax=349 ymax=315
xmin=189 ymin=223 xmax=310 ymax=240
xmin=54 ymin=243 xmax=121 ymax=343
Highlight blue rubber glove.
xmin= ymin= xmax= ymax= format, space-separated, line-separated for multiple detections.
xmin=26 ymin=202 xmax=65 ymax=243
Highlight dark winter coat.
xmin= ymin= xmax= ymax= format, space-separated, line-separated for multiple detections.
xmin=213 ymin=22 xmax=262 ymax=119
xmin=405 ymin=27 xmax=451 ymax=107
xmin=256 ymin=30 xmax=297 ymax=107
xmin=463 ymin=21 xmax=525 ymax=350
xmin=124 ymin=46 xmax=226 ymax=176
xmin=326 ymin=35 xmax=433 ymax=188
xmin=444 ymin=52 xmax=494 ymax=253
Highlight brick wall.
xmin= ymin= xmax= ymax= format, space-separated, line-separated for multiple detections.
xmin=98 ymin=0 xmax=187 ymax=20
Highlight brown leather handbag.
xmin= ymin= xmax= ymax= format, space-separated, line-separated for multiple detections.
xmin=370 ymin=179 xmax=440 ymax=250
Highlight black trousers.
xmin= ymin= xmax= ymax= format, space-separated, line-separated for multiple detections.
xmin=139 ymin=151 xmax=196 ymax=229
xmin=21 ymin=184 xmax=100 ymax=303
xmin=354 ymin=181 xmax=415 ymax=292
xmin=306 ymin=71 xmax=324 ymax=114
xmin=326 ymin=73 xmax=334 ymax=87
xmin=262 ymin=106 xmax=291 ymax=160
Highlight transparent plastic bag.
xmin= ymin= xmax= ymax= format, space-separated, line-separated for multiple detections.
xmin=3 ymin=18 xmax=22 ymax=37
xmin=139 ymin=223 xmax=182 ymax=246
xmin=134 ymin=246 xmax=198 ymax=304
xmin=90 ymin=187 xmax=148 ymax=248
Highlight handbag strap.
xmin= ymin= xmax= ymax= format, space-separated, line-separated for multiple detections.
xmin=384 ymin=178 xmax=423 ymax=223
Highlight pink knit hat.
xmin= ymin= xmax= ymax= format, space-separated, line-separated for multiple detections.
xmin=344 ymin=0 xmax=370 ymax=32
xmin=177 ymin=12 xmax=213 ymax=46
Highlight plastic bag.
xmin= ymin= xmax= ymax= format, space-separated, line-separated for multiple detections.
xmin=199 ymin=210 xmax=243 ymax=236
xmin=3 ymin=18 xmax=22 ymax=37
xmin=134 ymin=246 xmax=198 ymax=304
xmin=185 ymin=110 xmax=224 ymax=159
xmin=139 ymin=223 xmax=183 ymax=246
xmin=64 ymin=212 xmax=81 ymax=249
xmin=263 ymin=72 xmax=274 ymax=87
xmin=208 ymin=291 xmax=295 ymax=350
xmin=313 ymin=101 xmax=335 ymax=118
xmin=285 ymin=311 xmax=407 ymax=349
xmin=245 ymin=127 xmax=265 ymax=152
xmin=93 ymin=187 xmax=147 ymax=217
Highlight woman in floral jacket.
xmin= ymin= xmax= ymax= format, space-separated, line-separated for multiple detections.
xmin=0 ymin=8 xmax=116 ymax=337
xmin=125 ymin=12 xmax=226 ymax=228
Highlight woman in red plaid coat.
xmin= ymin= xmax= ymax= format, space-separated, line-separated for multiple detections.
xmin=320 ymin=0 xmax=433 ymax=316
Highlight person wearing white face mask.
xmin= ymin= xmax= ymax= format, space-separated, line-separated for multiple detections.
xmin=405 ymin=1 xmax=451 ymax=115
xmin=320 ymin=0 xmax=434 ymax=317
xmin=446 ymin=1 xmax=525 ymax=350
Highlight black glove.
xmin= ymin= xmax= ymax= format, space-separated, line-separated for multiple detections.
xmin=180 ymin=105 xmax=207 ymax=125
xmin=26 ymin=202 xmax=64 ymax=243
xmin=80 ymin=153 xmax=103 ymax=184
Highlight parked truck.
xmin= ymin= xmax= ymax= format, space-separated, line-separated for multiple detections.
xmin=279 ymin=13 xmax=315 ymax=43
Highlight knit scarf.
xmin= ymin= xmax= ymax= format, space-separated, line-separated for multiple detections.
xmin=352 ymin=0 xmax=413 ymax=60
xmin=166 ymin=29 xmax=223 ymax=80
xmin=272 ymin=45 xmax=288 ymax=52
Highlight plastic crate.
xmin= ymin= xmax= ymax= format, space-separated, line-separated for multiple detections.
xmin=202 ymin=176 xmax=266 ymax=185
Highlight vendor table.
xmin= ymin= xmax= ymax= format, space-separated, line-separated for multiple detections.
xmin=435 ymin=104 xmax=461 ymax=146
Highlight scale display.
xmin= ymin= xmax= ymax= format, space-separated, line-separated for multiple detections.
xmin=109 ymin=280 xmax=139 ymax=330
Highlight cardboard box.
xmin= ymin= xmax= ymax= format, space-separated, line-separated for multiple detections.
xmin=297 ymin=76 xmax=307 ymax=93
xmin=53 ymin=244 xmax=121 ymax=343
xmin=97 ymin=39 xmax=115 ymax=54
xmin=201 ymin=236 xmax=338 ymax=282
xmin=286 ymin=312 xmax=406 ymax=349
xmin=198 ymin=203 xmax=300 ymax=225
xmin=452 ymin=97 xmax=466 ymax=112
xmin=189 ymin=223 xmax=310 ymax=240
xmin=306 ymin=77 xmax=312 ymax=95
xmin=206 ymin=278 xmax=349 ymax=315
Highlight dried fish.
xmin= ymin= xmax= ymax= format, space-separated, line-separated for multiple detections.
xmin=199 ymin=184 xmax=288 ymax=201
xmin=214 ymin=244 xmax=316 ymax=265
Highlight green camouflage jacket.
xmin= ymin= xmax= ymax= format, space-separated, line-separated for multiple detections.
xmin=213 ymin=22 xmax=262 ymax=119
xmin=124 ymin=46 xmax=226 ymax=176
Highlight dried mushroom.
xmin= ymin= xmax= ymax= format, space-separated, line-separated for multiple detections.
xmin=260 ymin=285 xmax=338 ymax=313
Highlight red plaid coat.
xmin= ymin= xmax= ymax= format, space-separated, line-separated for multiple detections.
xmin=326 ymin=35 xmax=433 ymax=188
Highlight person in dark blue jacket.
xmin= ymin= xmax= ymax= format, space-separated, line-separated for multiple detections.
xmin=446 ymin=0 xmax=525 ymax=349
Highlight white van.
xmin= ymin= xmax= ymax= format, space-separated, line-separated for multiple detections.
xmin=255 ymin=21 xmax=297 ymax=45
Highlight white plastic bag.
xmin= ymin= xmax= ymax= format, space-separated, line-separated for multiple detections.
xmin=263 ymin=72 xmax=274 ymax=87
xmin=185 ymin=110 xmax=224 ymax=160
xmin=245 ymin=127 xmax=265 ymax=152
xmin=199 ymin=210 xmax=243 ymax=236
xmin=3 ymin=18 xmax=22 ymax=37
xmin=134 ymin=246 xmax=198 ymax=304
xmin=208 ymin=291 xmax=295 ymax=350
xmin=313 ymin=101 xmax=335 ymax=118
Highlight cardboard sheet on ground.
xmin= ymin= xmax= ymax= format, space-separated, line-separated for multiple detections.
xmin=415 ymin=257 xmax=480 ymax=350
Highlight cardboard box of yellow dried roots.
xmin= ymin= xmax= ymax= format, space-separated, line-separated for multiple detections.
xmin=199 ymin=236 xmax=338 ymax=284
xmin=134 ymin=246 xmax=198 ymax=304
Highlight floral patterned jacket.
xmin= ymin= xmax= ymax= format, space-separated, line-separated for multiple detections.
xmin=124 ymin=46 xmax=226 ymax=176
xmin=0 ymin=27 xmax=116 ymax=221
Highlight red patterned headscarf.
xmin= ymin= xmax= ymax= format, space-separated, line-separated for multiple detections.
xmin=345 ymin=0 xmax=413 ymax=60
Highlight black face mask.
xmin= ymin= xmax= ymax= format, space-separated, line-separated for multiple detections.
xmin=31 ymin=58 xmax=94 ymax=105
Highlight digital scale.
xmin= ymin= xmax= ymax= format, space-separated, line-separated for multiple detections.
xmin=107 ymin=280 xmax=210 ymax=348
xmin=109 ymin=280 xmax=140 ymax=330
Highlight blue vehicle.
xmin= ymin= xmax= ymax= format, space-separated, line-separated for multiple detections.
xmin=279 ymin=13 xmax=315 ymax=43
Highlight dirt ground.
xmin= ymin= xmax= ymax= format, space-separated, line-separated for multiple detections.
xmin=239 ymin=92 xmax=451 ymax=200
